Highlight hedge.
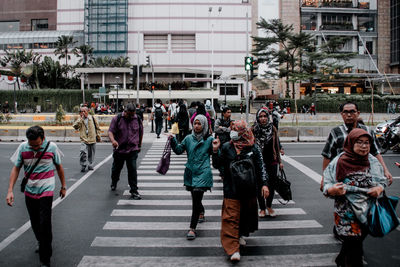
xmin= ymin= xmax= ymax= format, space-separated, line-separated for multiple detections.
xmin=0 ymin=89 xmax=105 ymax=112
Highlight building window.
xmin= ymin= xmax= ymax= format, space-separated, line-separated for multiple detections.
xmin=171 ymin=34 xmax=196 ymax=51
xmin=0 ymin=21 xmax=19 ymax=32
xmin=31 ymin=19 xmax=48 ymax=31
xmin=301 ymin=14 xmax=317 ymax=30
xmin=358 ymin=0 xmax=370 ymax=9
xmin=220 ymin=84 xmax=239 ymax=96
xmin=365 ymin=41 xmax=373 ymax=55
xmin=302 ymin=0 xmax=319 ymax=7
xmin=321 ymin=14 xmax=353 ymax=31
xmin=358 ymin=14 xmax=375 ymax=32
xmin=144 ymin=35 xmax=168 ymax=51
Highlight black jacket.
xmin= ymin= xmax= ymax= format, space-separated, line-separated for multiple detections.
xmin=212 ymin=142 xmax=269 ymax=199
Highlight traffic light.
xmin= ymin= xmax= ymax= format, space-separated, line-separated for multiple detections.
xmin=150 ymin=82 xmax=155 ymax=91
xmin=146 ymin=55 xmax=151 ymax=66
xmin=251 ymin=58 xmax=258 ymax=69
xmin=244 ymin=56 xmax=253 ymax=71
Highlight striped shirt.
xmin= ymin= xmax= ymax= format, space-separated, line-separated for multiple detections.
xmin=321 ymin=123 xmax=380 ymax=160
xmin=11 ymin=139 xmax=63 ymax=199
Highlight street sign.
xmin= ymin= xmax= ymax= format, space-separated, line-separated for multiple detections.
xmin=99 ymin=87 xmax=107 ymax=96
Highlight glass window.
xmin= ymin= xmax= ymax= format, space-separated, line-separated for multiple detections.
xmin=31 ymin=19 xmax=49 ymax=31
xmin=220 ymin=85 xmax=239 ymax=96
xmin=321 ymin=14 xmax=353 ymax=31
xmin=302 ymin=0 xmax=318 ymax=7
xmin=358 ymin=14 xmax=375 ymax=32
xmin=301 ymin=14 xmax=317 ymax=30
xmin=358 ymin=0 xmax=370 ymax=9
xmin=0 ymin=21 xmax=19 ymax=32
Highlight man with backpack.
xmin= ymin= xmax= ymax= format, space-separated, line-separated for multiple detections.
xmin=151 ymin=99 xmax=166 ymax=138
xmin=108 ymin=104 xmax=143 ymax=199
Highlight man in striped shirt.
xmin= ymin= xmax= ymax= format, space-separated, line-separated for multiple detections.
xmin=321 ymin=102 xmax=393 ymax=190
xmin=6 ymin=126 xmax=66 ymax=267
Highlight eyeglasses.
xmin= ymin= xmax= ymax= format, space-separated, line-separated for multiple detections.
xmin=342 ymin=110 xmax=357 ymax=115
xmin=355 ymin=140 xmax=370 ymax=147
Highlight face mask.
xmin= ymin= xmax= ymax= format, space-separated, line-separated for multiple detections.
xmin=230 ymin=130 xmax=239 ymax=141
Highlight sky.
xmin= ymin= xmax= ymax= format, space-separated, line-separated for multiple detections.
xmin=257 ymin=0 xmax=279 ymax=76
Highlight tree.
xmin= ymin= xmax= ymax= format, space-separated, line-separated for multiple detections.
xmin=54 ymin=35 xmax=77 ymax=66
xmin=73 ymin=44 xmax=94 ymax=67
xmin=0 ymin=49 xmax=39 ymax=90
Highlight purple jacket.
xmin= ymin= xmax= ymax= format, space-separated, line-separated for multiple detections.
xmin=108 ymin=112 xmax=143 ymax=154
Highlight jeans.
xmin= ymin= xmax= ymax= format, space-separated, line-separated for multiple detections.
xmin=80 ymin=143 xmax=96 ymax=168
xmin=190 ymin=190 xmax=205 ymax=229
xmin=155 ymin=118 xmax=163 ymax=136
xmin=111 ymin=151 xmax=139 ymax=192
xmin=25 ymin=196 xmax=53 ymax=265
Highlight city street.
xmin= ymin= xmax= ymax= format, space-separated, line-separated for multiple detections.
xmin=0 ymin=129 xmax=399 ymax=266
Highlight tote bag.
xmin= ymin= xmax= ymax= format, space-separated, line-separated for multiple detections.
xmin=156 ymin=136 xmax=172 ymax=175
xmin=368 ymin=192 xmax=399 ymax=237
xmin=275 ymin=169 xmax=292 ymax=204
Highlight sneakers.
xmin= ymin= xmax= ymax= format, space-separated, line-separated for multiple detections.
xmin=40 ymin=262 xmax=50 ymax=267
xmin=198 ymin=213 xmax=205 ymax=223
xmin=88 ymin=166 xmax=94 ymax=171
xmin=230 ymin=252 xmax=241 ymax=262
xmin=186 ymin=229 xmax=196 ymax=240
xmin=81 ymin=166 xmax=86 ymax=172
xmin=239 ymin=236 xmax=246 ymax=246
xmin=130 ymin=191 xmax=142 ymax=200
xmin=110 ymin=183 xmax=117 ymax=191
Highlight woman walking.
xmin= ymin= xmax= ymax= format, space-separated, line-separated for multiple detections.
xmin=323 ymin=129 xmax=387 ymax=266
xmin=190 ymin=103 xmax=212 ymax=133
xmin=252 ymin=108 xmax=283 ymax=218
xmin=170 ymin=114 xmax=214 ymax=240
xmin=176 ymin=103 xmax=190 ymax=143
xmin=212 ymin=120 xmax=269 ymax=262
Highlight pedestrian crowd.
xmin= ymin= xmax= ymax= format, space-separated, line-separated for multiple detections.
xmin=4 ymin=100 xmax=397 ymax=266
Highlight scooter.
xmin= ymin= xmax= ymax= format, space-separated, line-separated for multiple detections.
xmin=375 ymin=121 xmax=400 ymax=154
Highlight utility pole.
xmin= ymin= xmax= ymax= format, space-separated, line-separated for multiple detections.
xmin=245 ymin=11 xmax=249 ymax=123
xmin=136 ymin=31 xmax=140 ymax=105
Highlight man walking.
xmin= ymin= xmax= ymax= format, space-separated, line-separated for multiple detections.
xmin=108 ymin=104 xmax=143 ymax=199
xmin=321 ymin=102 xmax=393 ymax=190
xmin=6 ymin=126 xmax=66 ymax=267
xmin=151 ymin=99 xmax=166 ymax=138
xmin=73 ymin=106 xmax=101 ymax=172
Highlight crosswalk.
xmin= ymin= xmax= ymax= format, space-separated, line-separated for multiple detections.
xmin=77 ymin=137 xmax=341 ymax=266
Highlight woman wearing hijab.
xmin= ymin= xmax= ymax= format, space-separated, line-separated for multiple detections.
xmin=323 ymin=129 xmax=387 ymax=266
xmin=190 ymin=102 xmax=212 ymax=133
xmin=205 ymin=99 xmax=216 ymax=130
xmin=252 ymin=108 xmax=283 ymax=218
xmin=170 ymin=114 xmax=214 ymax=240
xmin=212 ymin=120 xmax=269 ymax=262
xmin=176 ymin=103 xmax=190 ymax=142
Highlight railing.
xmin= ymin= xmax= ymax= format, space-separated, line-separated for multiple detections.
xmin=301 ymin=0 xmax=356 ymax=8
xmin=320 ymin=24 xmax=354 ymax=31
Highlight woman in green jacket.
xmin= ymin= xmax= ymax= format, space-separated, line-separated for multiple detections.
xmin=170 ymin=114 xmax=214 ymax=240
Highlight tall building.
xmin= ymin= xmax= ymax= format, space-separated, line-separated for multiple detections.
xmin=279 ymin=0 xmax=398 ymax=96
xmin=0 ymin=0 xmax=257 ymax=104
xmin=390 ymin=0 xmax=400 ymax=73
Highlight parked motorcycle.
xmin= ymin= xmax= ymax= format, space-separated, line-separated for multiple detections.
xmin=375 ymin=119 xmax=400 ymax=154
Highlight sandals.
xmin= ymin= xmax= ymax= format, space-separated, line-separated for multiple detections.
xmin=198 ymin=213 xmax=205 ymax=223
xmin=186 ymin=229 xmax=196 ymax=240
xmin=258 ymin=210 xmax=266 ymax=218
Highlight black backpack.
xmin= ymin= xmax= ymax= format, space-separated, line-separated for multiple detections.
xmin=154 ymin=105 xmax=163 ymax=119
xmin=230 ymin=151 xmax=257 ymax=198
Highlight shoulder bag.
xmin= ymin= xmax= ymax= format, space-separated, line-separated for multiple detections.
xmin=92 ymin=116 xmax=101 ymax=142
xmin=368 ymin=191 xmax=399 ymax=237
xmin=20 ymin=141 xmax=51 ymax=192
xmin=275 ymin=168 xmax=292 ymax=204
xmin=156 ymin=136 xmax=172 ymax=175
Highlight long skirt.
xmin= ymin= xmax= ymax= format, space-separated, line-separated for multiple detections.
xmin=220 ymin=197 xmax=258 ymax=255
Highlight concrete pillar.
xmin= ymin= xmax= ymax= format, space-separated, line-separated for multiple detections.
xmin=81 ymin=75 xmax=84 ymax=90
xmin=123 ymin=73 xmax=126 ymax=89
xmin=102 ymin=73 xmax=105 ymax=87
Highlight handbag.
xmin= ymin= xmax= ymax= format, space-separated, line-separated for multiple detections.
xmin=20 ymin=141 xmax=51 ymax=192
xmin=171 ymin=122 xmax=179 ymax=134
xmin=368 ymin=192 xmax=399 ymax=237
xmin=275 ymin=168 xmax=292 ymax=204
xmin=156 ymin=136 xmax=172 ymax=175
xmin=92 ymin=116 xmax=101 ymax=142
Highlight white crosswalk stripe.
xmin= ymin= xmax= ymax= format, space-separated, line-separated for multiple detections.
xmin=78 ymin=139 xmax=340 ymax=266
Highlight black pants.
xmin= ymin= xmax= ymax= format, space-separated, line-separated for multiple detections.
xmin=190 ymin=190 xmax=205 ymax=229
xmin=336 ymin=233 xmax=367 ymax=267
xmin=155 ymin=118 xmax=163 ymax=136
xmin=111 ymin=151 xmax=139 ymax=193
xmin=177 ymin=128 xmax=189 ymax=143
xmin=25 ymin=196 xmax=53 ymax=265
xmin=257 ymin=164 xmax=278 ymax=210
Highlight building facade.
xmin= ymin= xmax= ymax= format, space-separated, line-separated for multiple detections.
xmin=0 ymin=0 xmax=257 ymax=104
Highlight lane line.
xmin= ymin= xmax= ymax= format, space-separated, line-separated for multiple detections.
xmin=0 ymin=154 xmax=113 ymax=252
xmin=92 ymin=234 xmax=336 ymax=248
xmin=103 ymin=220 xmax=322 ymax=230
xmin=281 ymin=155 xmax=322 ymax=184
xmin=111 ymin=208 xmax=306 ymax=217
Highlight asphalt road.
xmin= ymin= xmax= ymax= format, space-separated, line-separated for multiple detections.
xmin=0 ymin=132 xmax=399 ymax=266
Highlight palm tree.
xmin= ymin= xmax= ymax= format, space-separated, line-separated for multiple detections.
xmin=73 ymin=44 xmax=94 ymax=67
xmin=113 ymin=56 xmax=131 ymax=67
xmin=54 ymin=35 xmax=77 ymax=66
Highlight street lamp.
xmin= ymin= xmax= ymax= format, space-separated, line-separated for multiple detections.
xmin=221 ymin=76 xmax=229 ymax=107
xmin=208 ymin=6 xmax=222 ymax=90
xmin=115 ymin=76 xmax=120 ymax=113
